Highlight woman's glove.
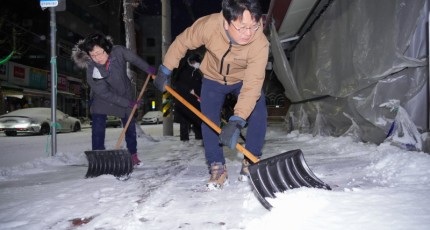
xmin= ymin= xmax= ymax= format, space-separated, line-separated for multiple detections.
xmin=129 ymin=99 xmax=142 ymax=108
xmin=219 ymin=115 xmax=246 ymax=149
xmin=154 ymin=65 xmax=172 ymax=92
xmin=147 ymin=66 xmax=156 ymax=75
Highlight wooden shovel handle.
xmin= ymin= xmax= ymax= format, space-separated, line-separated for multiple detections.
xmin=165 ymin=85 xmax=259 ymax=163
xmin=115 ymin=74 xmax=152 ymax=149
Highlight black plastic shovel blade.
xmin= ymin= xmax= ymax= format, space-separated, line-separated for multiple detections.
xmin=84 ymin=150 xmax=133 ymax=178
xmin=248 ymin=149 xmax=331 ymax=210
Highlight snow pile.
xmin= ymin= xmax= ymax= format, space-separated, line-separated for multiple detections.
xmin=0 ymin=124 xmax=429 ymax=229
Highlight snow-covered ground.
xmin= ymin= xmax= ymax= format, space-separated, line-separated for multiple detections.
xmin=0 ymin=122 xmax=429 ymax=230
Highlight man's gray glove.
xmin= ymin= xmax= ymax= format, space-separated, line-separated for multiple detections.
xmin=154 ymin=64 xmax=172 ymax=92
xmin=219 ymin=115 xmax=246 ymax=149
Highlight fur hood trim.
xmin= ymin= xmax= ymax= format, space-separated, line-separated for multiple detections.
xmin=71 ymin=36 xmax=114 ymax=69
xmin=71 ymin=39 xmax=90 ymax=69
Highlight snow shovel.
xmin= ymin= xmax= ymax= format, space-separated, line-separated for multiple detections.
xmin=84 ymin=75 xmax=151 ymax=178
xmin=165 ymin=85 xmax=331 ymax=210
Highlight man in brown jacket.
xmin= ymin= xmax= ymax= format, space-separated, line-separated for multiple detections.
xmin=154 ymin=0 xmax=269 ymax=190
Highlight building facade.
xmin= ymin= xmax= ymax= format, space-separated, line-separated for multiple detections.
xmin=0 ymin=0 xmax=124 ymax=118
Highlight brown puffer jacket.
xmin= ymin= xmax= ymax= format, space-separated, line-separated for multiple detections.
xmin=163 ymin=12 xmax=269 ymax=119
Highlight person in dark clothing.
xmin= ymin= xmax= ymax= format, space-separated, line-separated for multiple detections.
xmin=71 ymin=33 xmax=155 ymax=166
xmin=174 ymin=53 xmax=203 ymax=142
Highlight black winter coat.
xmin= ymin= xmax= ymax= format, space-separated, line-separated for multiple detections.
xmin=174 ymin=64 xmax=202 ymax=125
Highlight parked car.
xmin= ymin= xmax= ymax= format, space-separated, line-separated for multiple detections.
xmin=141 ymin=111 xmax=164 ymax=124
xmin=106 ymin=116 xmax=122 ymax=128
xmin=0 ymin=107 xmax=81 ymax=136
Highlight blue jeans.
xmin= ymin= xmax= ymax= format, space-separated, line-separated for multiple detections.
xmin=91 ymin=113 xmax=137 ymax=154
xmin=200 ymin=78 xmax=267 ymax=165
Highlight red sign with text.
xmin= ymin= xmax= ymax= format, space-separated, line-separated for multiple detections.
xmin=13 ymin=66 xmax=26 ymax=79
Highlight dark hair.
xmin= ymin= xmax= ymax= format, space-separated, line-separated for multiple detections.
xmin=79 ymin=33 xmax=113 ymax=54
xmin=222 ymin=0 xmax=262 ymax=24
xmin=188 ymin=53 xmax=202 ymax=63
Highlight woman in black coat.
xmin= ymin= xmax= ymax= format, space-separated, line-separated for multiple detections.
xmin=174 ymin=53 xmax=203 ymax=142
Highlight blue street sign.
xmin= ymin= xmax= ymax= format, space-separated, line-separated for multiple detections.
xmin=40 ymin=0 xmax=58 ymax=8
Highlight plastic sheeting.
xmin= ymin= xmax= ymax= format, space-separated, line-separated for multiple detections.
xmin=273 ymin=0 xmax=428 ymax=146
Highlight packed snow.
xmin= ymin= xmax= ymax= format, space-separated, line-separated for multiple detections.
xmin=0 ymin=122 xmax=429 ymax=230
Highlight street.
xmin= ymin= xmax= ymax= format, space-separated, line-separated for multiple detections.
xmin=0 ymin=124 xmax=178 ymax=168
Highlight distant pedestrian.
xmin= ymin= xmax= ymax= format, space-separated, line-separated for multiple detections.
xmin=174 ymin=52 xmax=203 ymax=142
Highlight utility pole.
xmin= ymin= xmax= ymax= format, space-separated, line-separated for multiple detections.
xmin=40 ymin=0 xmax=66 ymax=156
xmin=49 ymin=6 xmax=57 ymax=156
xmin=161 ymin=0 xmax=171 ymax=74
xmin=40 ymin=0 xmax=59 ymax=156
xmin=123 ymin=0 xmax=139 ymax=98
xmin=0 ymin=81 xmax=4 ymax=115
xmin=426 ymin=12 xmax=430 ymax=152
xmin=124 ymin=0 xmax=146 ymax=129
xmin=161 ymin=0 xmax=173 ymax=136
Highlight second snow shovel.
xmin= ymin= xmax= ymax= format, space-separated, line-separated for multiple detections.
xmin=85 ymin=75 xmax=151 ymax=178
xmin=165 ymin=85 xmax=331 ymax=210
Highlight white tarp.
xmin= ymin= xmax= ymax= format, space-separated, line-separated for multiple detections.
xmin=272 ymin=0 xmax=428 ymax=147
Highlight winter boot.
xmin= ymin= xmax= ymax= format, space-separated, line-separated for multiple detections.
xmin=131 ymin=153 xmax=141 ymax=166
xmin=238 ymin=158 xmax=251 ymax=182
xmin=206 ymin=162 xmax=228 ymax=190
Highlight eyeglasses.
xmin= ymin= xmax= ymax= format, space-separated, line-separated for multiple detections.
xmin=230 ymin=22 xmax=260 ymax=34
xmin=90 ymin=50 xmax=105 ymax=59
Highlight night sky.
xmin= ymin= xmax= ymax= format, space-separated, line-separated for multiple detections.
xmin=0 ymin=0 xmax=271 ymax=56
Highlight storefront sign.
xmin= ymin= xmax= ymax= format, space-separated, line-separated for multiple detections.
xmin=57 ymin=74 xmax=69 ymax=91
xmin=9 ymin=62 xmax=29 ymax=86
xmin=29 ymin=68 xmax=48 ymax=90
xmin=48 ymin=74 xmax=69 ymax=92
xmin=69 ymin=83 xmax=81 ymax=96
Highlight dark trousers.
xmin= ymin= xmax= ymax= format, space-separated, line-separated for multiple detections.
xmin=200 ymin=78 xmax=267 ymax=164
xmin=193 ymin=124 xmax=203 ymax=140
xmin=179 ymin=121 xmax=202 ymax=141
xmin=91 ymin=113 xmax=137 ymax=154
xmin=179 ymin=122 xmax=190 ymax=141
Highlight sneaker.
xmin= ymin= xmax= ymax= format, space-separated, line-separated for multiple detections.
xmin=131 ymin=153 xmax=141 ymax=166
xmin=238 ymin=158 xmax=251 ymax=182
xmin=206 ymin=162 xmax=228 ymax=190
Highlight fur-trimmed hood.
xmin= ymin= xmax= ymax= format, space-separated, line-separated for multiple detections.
xmin=71 ymin=39 xmax=91 ymax=69
xmin=71 ymin=36 xmax=114 ymax=69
